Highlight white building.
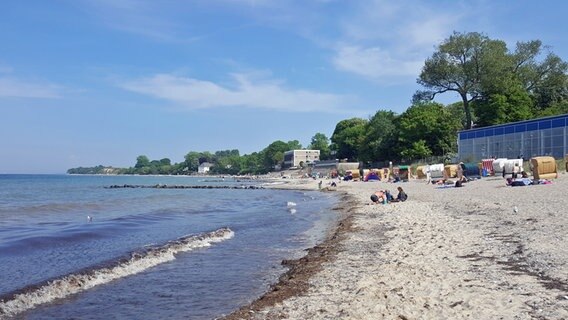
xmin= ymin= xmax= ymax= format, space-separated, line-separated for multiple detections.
xmin=283 ymin=150 xmax=320 ymax=168
xmin=198 ymin=162 xmax=213 ymax=174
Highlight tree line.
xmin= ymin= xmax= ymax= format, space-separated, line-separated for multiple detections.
xmin=68 ymin=140 xmax=317 ymax=175
xmin=68 ymin=31 xmax=568 ymax=175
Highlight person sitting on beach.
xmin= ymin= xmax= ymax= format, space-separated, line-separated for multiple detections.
xmin=507 ymin=176 xmax=533 ymax=187
xmin=521 ymin=171 xmax=528 ymax=178
xmin=384 ymin=189 xmax=394 ymax=202
xmin=370 ymin=190 xmax=386 ymax=204
xmin=390 ymin=187 xmax=408 ymax=202
xmin=455 ymin=175 xmax=467 ymax=187
xmin=390 ymin=173 xmax=401 ymax=183
xmin=459 ymin=162 xmax=467 ymax=179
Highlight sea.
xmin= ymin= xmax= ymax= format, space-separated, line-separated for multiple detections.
xmin=0 ymin=174 xmax=339 ymax=319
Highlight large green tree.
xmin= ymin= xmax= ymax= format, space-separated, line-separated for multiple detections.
xmin=241 ymin=152 xmax=265 ymax=174
xmin=446 ymin=101 xmax=469 ymax=129
xmin=513 ymin=42 xmax=568 ymax=115
xmin=308 ymin=133 xmax=331 ymax=160
xmin=134 ymin=155 xmax=150 ymax=169
xmin=330 ymin=118 xmax=367 ymax=161
xmin=183 ymin=151 xmax=201 ymax=172
xmin=397 ymin=102 xmax=461 ymax=160
xmin=416 ymin=31 xmax=508 ymax=129
xmin=286 ymin=140 xmax=303 ymax=150
xmin=418 ymin=32 xmax=568 ymax=129
xmin=474 ymin=81 xmax=533 ymax=126
xmin=211 ymin=155 xmax=242 ymax=175
xmin=262 ymin=140 xmax=290 ymax=170
xmin=359 ymin=110 xmax=398 ymax=163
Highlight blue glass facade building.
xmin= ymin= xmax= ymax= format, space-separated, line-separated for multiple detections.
xmin=458 ymin=114 xmax=568 ymax=161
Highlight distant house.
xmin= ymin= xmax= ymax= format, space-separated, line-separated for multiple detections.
xmin=198 ymin=162 xmax=213 ymax=174
xmin=283 ymin=150 xmax=320 ymax=168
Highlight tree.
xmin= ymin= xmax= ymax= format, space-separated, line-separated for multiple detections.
xmin=241 ymin=152 xmax=265 ymax=174
xmin=416 ymin=31 xmax=508 ymax=129
xmin=308 ymin=133 xmax=331 ymax=160
xmin=446 ymin=101 xmax=469 ymax=129
xmin=211 ymin=150 xmax=242 ymax=175
xmin=516 ymin=47 xmax=568 ymax=114
xmin=397 ymin=102 xmax=461 ymax=159
xmin=536 ymin=100 xmax=568 ymax=117
xmin=359 ymin=110 xmax=398 ymax=162
xmin=286 ymin=140 xmax=303 ymax=151
xmin=418 ymin=32 xmax=568 ymax=129
xmin=330 ymin=118 xmax=367 ymax=161
xmin=262 ymin=140 xmax=290 ymax=171
xmin=215 ymin=149 xmax=240 ymax=158
xmin=183 ymin=151 xmax=201 ymax=172
xmin=400 ymin=140 xmax=432 ymax=160
xmin=474 ymin=81 xmax=533 ymax=126
xmin=199 ymin=151 xmax=215 ymax=164
xmin=211 ymin=154 xmax=242 ymax=175
xmin=134 ymin=155 xmax=150 ymax=169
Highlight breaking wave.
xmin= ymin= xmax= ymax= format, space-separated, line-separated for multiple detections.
xmin=0 ymin=227 xmax=234 ymax=318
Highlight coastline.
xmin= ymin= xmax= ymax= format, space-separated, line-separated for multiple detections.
xmin=222 ymin=175 xmax=568 ymax=319
xmin=222 ymin=189 xmax=356 ymax=320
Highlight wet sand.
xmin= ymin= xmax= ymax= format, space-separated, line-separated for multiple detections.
xmin=223 ymin=175 xmax=568 ymax=319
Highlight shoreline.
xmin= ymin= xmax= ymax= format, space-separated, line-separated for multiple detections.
xmin=222 ymin=189 xmax=356 ymax=319
xmin=222 ymin=176 xmax=568 ymax=319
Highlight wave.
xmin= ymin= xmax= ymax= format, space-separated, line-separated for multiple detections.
xmin=0 ymin=227 xmax=234 ymax=318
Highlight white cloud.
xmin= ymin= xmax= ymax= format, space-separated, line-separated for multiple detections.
xmin=331 ymin=0 xmax=467 ymax=80
xmin=119 ymin=73 xmax=351 ymax=113
xmin=333 ymin=45 xmax=422 ymax=79
xmin=75 ymin=0 xmax=197 ymax=42
xmin=339 ymin=0 xmax=460 ymax=45
xmin=0 ymin=78 xmax=61 ymax=99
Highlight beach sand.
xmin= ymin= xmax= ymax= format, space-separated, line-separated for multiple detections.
xmin=223 ymin=174 xmax=568 ymax=319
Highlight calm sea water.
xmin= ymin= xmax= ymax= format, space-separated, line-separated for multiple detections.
xmin=0 ymin=175 xmax=338 ymax=319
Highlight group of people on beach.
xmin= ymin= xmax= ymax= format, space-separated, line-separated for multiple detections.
xmin=370 ymin=186 xmax=407 ymax=204
xmin=426 ymin=162 xmax=471 ymax=187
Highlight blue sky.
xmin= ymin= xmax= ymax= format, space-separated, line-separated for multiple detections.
xmin=2 ymin=0 xmax=567 ymax=173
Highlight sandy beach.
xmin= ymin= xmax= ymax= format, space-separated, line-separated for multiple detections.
xmin=224 ymin=173 xmax=568 ymax=319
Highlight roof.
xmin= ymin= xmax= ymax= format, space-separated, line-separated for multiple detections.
xmin=458 ymin=113 xmax=568 ymax=140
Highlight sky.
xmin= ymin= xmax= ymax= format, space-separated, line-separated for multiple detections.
xmin=1 ymin=0 xmax=568 ymax=173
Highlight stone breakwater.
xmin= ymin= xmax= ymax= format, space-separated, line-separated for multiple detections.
xmin=104 ymin=184 xmax=265 ymax=189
